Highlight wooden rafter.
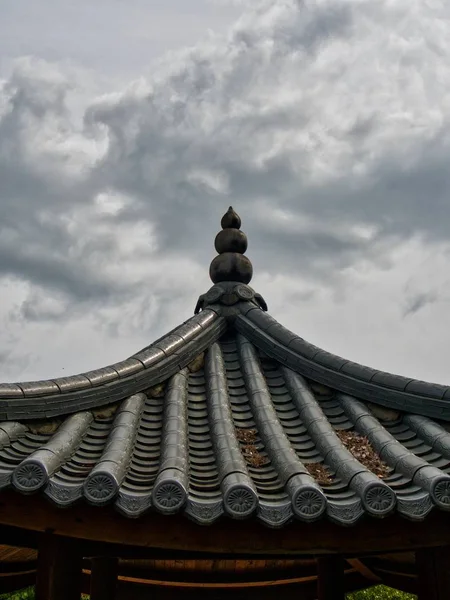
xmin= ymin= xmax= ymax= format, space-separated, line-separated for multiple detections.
xmin=346 ymin=558 xmax=381 ymax=583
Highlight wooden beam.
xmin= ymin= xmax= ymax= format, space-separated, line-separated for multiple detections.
xmin=0 ymin=525 xmax=39 ymax=550
xmin=86 ymin=569 xmax=358 ymax=588
xmin=365 ymin=553 xmax=416 ymax=575
xmin=0 ymin=559 xmax=37 ymax=574
xmin=1 ymin=491 xmax=450 ymax=556
xmin=90 ymin=556 xmax=118 ymax=600
xmin=317 ymin=555 xmax=345 ymax=600
xmin=116 ymin=563 xmax=320 ymax=584
xmin=416 ymin=546 xmax=450 ymax=600
xmin=346 ymin=558 xmax=381 ymax=583
xmin=111 ymin=572 xmax=370 ymax=600
xmin=35 ymin=533 xmax=82 ymax=600
xmin=0 ymin=570 xmax=35 ymax=594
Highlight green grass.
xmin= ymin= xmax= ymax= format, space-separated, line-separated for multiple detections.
xmin=0 ymin=585 xmax=416 ymax=599
xmin=0 ymin=590 xmax=34 ymax=600
xmin=347 ymin=586 xmax=416 ymax=599
xmin=0 ymin=589 xmax=89 ymax=600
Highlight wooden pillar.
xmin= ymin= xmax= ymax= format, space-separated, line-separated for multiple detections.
xmin=90 ymin=556 xmax=118 ymax=600
xmin=36 ymin=533 xmax=83 ymax=600
xmin=416 ymin=546 xmax=450 ymax=600
xmin=317 ymin=555 xmax=345 ymax=600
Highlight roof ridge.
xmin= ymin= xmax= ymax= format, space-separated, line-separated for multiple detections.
xmin=0 ymin=310 xmax=226 ymax=420
xmin=236 ymin=304 xmax=450 ymax=422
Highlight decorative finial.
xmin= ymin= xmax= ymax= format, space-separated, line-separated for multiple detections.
xmin=221 ymin=206 xmax=241 ymax=230
xmin=194 ymin=208 xmax=267 ymax=314
xmin=209 ymin=208 xmax=253 ymax=284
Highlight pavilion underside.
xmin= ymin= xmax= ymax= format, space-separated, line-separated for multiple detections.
xmin=0 ymin=491 xmax=449 ymax=599
xmin=0 ymin=547 xmax=420 ymax=599
xmin=0 ymin=541 xmax=424 ymax=599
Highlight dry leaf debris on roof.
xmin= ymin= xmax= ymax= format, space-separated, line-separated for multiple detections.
xmin=305 ymin=462 xmax=334 ymax=486
xmin=188 ymin=352 xmax=205 ymax=373
xmin=236 ymin=428 xmax=258 ymax=444
xmin=236 ymin=428 xmax=269 ymax=467
xmin=337 ymin=429 xmax=391 ymax=479
xmin=146 ymin=383 xmax=166 ymax=398
xmin=92 ymin=403 xmax=119 ymax=419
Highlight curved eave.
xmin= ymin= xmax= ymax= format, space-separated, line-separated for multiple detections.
xmin=0 ymin=309 xmax=226 ymax=421
xmin=236 ymin=304 xmax=450 ymax=422
xmin=1 ymin=326 xmax=450 ymax=527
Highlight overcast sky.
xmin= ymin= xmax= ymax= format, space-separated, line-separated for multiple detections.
xmin=1 ymin=0 xmax=450 ymax=385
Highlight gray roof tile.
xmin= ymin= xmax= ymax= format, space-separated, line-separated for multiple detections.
xmin=405 ymin=380 xmax=447 ymax=399
xmin=0 ymin=384 xmax=24 ymax=399
xmin=1 ymin=288 xmax=450 ymax=528
xmin=370 ymin=372 xmax=413 ymax=391
xmin=19 ymin=380 xmax=60 ymax=397
xmin=1 ymin=330 xmax=446 ymax=527
xmin=235 ymin=310 xmax=450 ymax=422
xmin=340 ymin=362 xmax=377 ymax=382
xmin=0 ymin=311 xmax=225 ymax=420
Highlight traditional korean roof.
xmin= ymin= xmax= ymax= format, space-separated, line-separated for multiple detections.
xmin=0 ymin=207 xmax=450 ymax=528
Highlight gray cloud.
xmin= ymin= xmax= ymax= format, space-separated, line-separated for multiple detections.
xmin=403 ymin=291 xmax=438 ymax=318
xmin=81 ymin=0 xmax=450 ymax=276
xmin=2 ymin=0 xmax=450 ymax=382
xmin=0 ymin=0 xmax=242 ymax=80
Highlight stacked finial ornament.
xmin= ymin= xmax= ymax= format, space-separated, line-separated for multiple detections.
xmin=194 ymin=207 xmax=267 ymax=314
xmin=209 ymin=206 xmax=253 ymax=284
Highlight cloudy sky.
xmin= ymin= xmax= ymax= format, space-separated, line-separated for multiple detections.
xmin=1 ymin=0 xmax=450 ymax=385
